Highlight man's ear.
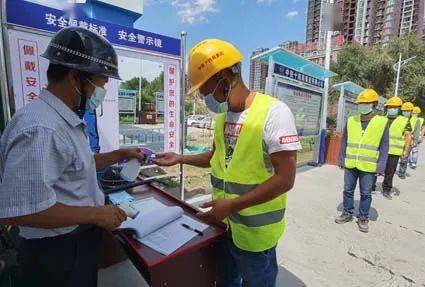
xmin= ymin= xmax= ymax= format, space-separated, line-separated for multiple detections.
xmin=67 ymin=69 xmax=80 ymax=87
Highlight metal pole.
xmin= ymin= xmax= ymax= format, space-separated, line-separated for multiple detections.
xmin=179 ymin=31 xmax=187 ymax=201
xmin=0 ymin=0 xmax=12 ymax=128
xmin=336 ymin=86 xmax=345 ymax=133
xmin=316 ymin=29 xmax=333 ymax=164
xmin=138 ymin=60 xmax=143 ymax=123
xmin=395 ymin=53 xmax=402 ymax=97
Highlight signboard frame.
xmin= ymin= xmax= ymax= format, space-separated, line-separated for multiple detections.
xmin=265 ymin=57 xmax=326 ymax=164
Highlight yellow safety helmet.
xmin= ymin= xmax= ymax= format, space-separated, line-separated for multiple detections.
xmin=413 ymin=106 xmax=421 ymax=114
xmin=401 ymin=102 xmax=414 ymax=111
xmin=385 ymin=96 xmax=403 ymax=107
xmin=187 ymin=39 xmax=244 ymax=95
xmin=356 ymin=88 xmax=379 ymax=104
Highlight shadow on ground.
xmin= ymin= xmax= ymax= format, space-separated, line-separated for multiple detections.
xmin=373 ymin=182 xmax=401 ymax=197
xmin=277 ymin=265 xmax=307 ymax=287
xmin=337 ymin=200 xmax=379 ymax=221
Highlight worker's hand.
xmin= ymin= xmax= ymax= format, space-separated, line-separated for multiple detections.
xmin=91 ymin=205 xmax=127 ymax=231
xmin=401 ymin=152 xmax=409 ymax=160
xmin=119 ymin=148 xmax=145 ymax=164
xmin=153 ymin=152 xmax=182 ymax=167
xmin=198 ymin=199 xmax=236 ymax=223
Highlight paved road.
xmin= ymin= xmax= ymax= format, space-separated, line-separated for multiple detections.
xmin=278 ymin=145 xmax=425 ymax=286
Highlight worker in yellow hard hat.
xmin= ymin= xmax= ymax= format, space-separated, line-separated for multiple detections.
xmin=375 ymin=97 xmax=412 ymax=199
xmin=154 ymin=39 xmax=301 ymax=286
xmin=397 ymin=102 xmax=415 ymax=179
xmin=408 ymin=106 xmax=424 ymax=169
xmin=336 ymin=89 xmax=389 ymax=232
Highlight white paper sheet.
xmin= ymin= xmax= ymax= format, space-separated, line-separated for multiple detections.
xmin=119 ymin=197 xmax=210 ymax=255
xmin=120 ymin=204 xmax=183 ymax=238
xmin=140 ymin=215 xmax=209 ymax=255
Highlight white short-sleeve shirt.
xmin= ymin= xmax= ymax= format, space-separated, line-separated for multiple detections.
xmin=224 ymin=98 xmax=302 ymax=168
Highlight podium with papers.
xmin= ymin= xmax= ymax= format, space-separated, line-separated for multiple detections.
xmin=115 ymin=184 xmax=227 ymax=287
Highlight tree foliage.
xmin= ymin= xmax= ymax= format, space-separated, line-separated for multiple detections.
xmin=332 ymin=33 xmax=425 ymax=108
xmin=119 ymin=72 xmax=164 ymax=114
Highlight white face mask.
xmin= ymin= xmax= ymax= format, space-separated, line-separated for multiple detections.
xmin=86 ymin=79 xmax=107 ymax=110
xmin=203 ymin=78 xmax=230 ymax=113
xmin=358 ymin=104 xmax=373 ymax=115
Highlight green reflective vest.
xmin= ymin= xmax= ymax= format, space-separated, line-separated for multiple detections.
xmin=210 ymin=93 xmax=287 ymax=252
xmin=410 ymin=117 xmax=419 ymax=134
xmin=345 ymin=115 xmax=388 ymax=173
xmin=389 ymin=116 xmax=408 ymax=156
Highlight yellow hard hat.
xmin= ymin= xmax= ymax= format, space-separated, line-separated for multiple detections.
xmin=187 ymin=39 xmax=244 ymax=95
xmin=401 ymin=102 xmax=414 ymax=111
xmin=356 ymin=88 xmax=379 ymax=104
xmin=385 ymin=96 xmax=403 ymax=107
xmin=413 ymin=106 xmax=421 ymax=114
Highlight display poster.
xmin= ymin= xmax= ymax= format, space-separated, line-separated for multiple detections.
xmin=275 ymin=81 xmax=322 ymax=136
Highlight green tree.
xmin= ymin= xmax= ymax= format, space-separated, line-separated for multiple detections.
xmin=119 ymin=72 xmax=164 ymax=115
xmin=332 ymin=33 xmax=425 ymax=106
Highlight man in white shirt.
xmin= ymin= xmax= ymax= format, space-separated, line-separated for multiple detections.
xmin=155 ymin=39 xmax=301 ymax=287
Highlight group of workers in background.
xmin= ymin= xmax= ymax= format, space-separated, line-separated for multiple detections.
xmin=336 ymin=88 xmax=424 ymax=233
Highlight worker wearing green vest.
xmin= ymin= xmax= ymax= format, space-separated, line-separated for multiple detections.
xmin=408 ymin=106 xmax=424 ymax=169
xmin=155 ymin=39 xmax=301 ymax=287
xmin=380 ymin=97 xmax=412 ymax=199
xmin=397 ymin=102 xmax=415 ymax=179
xmin=336 ymin=89 xmax=389 ymax=233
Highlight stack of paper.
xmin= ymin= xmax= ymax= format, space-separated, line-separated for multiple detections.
xmin=120 ymin=197 xmax=209 ymax=255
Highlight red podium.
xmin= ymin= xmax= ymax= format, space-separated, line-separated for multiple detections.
xmin=114 ymin=184 xmax=226 ymax=287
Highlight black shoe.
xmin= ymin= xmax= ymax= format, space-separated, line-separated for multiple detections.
xmin=382 ymin=191 xmax=392 ymax=200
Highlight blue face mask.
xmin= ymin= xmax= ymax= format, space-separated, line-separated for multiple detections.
xmin=86 ymin=79 xmax=107 ymax=110
xmin=402 ymin=111 xmax=412 ymax=118
xmin=386 ymin=108 xmax=399 ymax=117
xmin=358 ymin=104 xmax=373 ymax=115
xmin=203 ymin=78 xmax=229 ymax=114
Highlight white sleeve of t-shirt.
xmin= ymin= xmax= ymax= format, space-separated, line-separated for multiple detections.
xmin=263 ymin=101 xmax=302 ymax=154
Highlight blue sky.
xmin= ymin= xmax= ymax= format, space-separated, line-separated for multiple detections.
xmin=135 ymin=0 xmax=308 ymax=82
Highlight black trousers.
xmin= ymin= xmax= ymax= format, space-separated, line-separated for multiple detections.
xmin=12 ymin=226 xmax=101 ymax=287
xmin=382 ymin=154 xmax=400 ymax=193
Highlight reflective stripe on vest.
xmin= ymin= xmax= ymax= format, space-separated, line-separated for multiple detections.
xmin=344 ymin=115 xmax=388 ymax=173
xmin=389 ymin=116 xmax=408 ymax=156
xmin=210 ymin=93 xmax=287 ymax=252
xmin=229 ymin=209 xmax=285 ymax=228
xmin=211 ymin=175 xmax=258 ymax=196
xmin=346 ymin=143 xmax=379 ymax=151
xmin=345 ymin=154 xmax=378 ymax=163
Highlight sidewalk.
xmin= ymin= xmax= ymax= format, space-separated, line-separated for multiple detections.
xmin=99 ymin=146 xmax=425 ymax=286
xmin=278 ymin=145 xmax=425 ymax=286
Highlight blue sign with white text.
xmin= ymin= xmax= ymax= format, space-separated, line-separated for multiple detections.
xmin=6 ymin=0 xmax=181 ymax=57
xmin=274 ymin=63 xmax=325 ymax=89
